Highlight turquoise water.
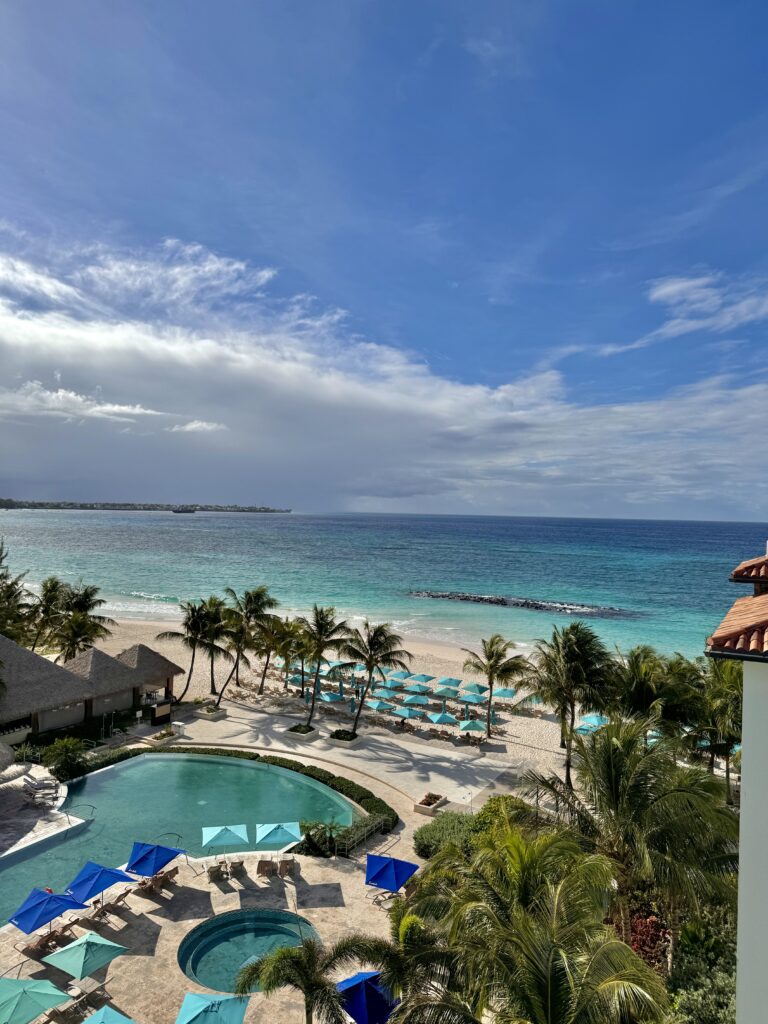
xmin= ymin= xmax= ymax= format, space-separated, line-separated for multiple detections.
xmin=2 ymin=509 xmax=766 ymax=655
xmin=177 ymin=909 xmax=319 ymax=993
xmin=0 ymin=755 xmax=355 ymax=924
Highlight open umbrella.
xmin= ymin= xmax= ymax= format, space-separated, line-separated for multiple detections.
xmin=85 ymin=1008 xmax=137 ymax=1024
xmin=9 ymin=890 xmax=88 ymax=934
xmin=365 ymin=855 xmax=418 ymax=893
xmin=460 ymin=719 xmax=486 ymax=734
xmin=365 ymin=699 xmax=393 ymax=712
xmin=201 ymin=825 xmax=248 ymax=851
xmin=319 ymin=691 xmax=344 ymax=703
xmin=403 ymin=683 xmax=431 ymax=695
xmin=436 ymin=677 xmax=462 ymax=687
xmin=254 ymin=822 xmax=302 ymax=849
xmin=408 ymin=673 xmax=435 ymax=684
xmin=337 ymin=971 xmax=396 ymax=1024
xmin=390 ymin=706 xmax=424 ymax=720
xmin=524 ymin=694 xmax=543 ymax=707
xmin=0 ymin=979 xmax=68 ymax=1024
xmin=125 ymin=842 xmax=185 ymax=877
xmin=427 ymin=711 xmax=458 ymax=726
xmin=433 ymin=686 xmax=460 ymax=699
xmin=387 ymin=671 xmax=411 ymax=682
xmin=175 ymin=993 xmax=248 ymax=1024
xmin=462 ymin=682 xmax=489 ymax=694
xmin=494 ymin=687 xmax=518 ymax=700
xmin=371 ymin=688 xmax=398 ymax=700
xmin=458 ymin=693 xmax=486 ymax=705
xmin=403 ymin=694 xmax=429 ymax=707
xmin=65 ymin=862 xmax=136 ymax=904
xmin=43 ymin=931 xmax=127 ymax=980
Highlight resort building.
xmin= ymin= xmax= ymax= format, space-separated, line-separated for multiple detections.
xmin=706 ymin=547 xmax=768 ymax=1024
xmin=0 ymin=634 xmax=183 ymax=742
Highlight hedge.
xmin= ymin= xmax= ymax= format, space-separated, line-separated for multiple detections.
xmin=80 ymin=744 xmax=399 ymax=854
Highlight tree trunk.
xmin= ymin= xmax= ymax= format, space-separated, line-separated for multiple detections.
xmin=209 ymin=654 xmax=217 ymax=696
xmin=351 ymin=669 xmax=373 ymax=736
xmin=304 ymin=1000 xmax=313 ymax=1024
xmin=565 ymin=702 xmax=576 ymax=790
xmin=300 ymin=657 xmax=306 ymax=697
xmin=725 ymin=751 xmax=733 ymax=805
xmin=215 ymin=655 xmax=239 ymax=708
xmin=486 ymin=681 xmax=493 ymax=738
xmin=708 ymin=746 xmax=715 ymax=773
xmin=305 ymin=667 xmax=321 ymax=728
xmin=617 ymin=897 xmax=631 ymax=944
xmin=173 ymin=645 xmax=196 ymax=704
xmin=258 ymin=650 xmax=272 ymax=695
xmin=560 ymin=713 xmax=567 ymax=749
xmin=666 ymin=901 xmax=681 ymax=975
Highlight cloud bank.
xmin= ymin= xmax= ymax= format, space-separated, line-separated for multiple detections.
xmin=0 ymin=234 xmax=766 ymax=518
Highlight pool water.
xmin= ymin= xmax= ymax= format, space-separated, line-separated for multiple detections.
xmin=177 ymin=909 xmax=319 ymax=992
xmin=0 ymin=754 xmax=355 ymax=923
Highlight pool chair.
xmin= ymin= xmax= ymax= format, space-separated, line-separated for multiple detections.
xmin=228 ymin=858 xmax=245 ymax=877
xmin=277 ymin=857 xmax=295 ymax=879
xmin=207 ymin=862 xmax=226 ymax=883
xmin=256 ymin=857 xmax=275 ymax=879
xmin=16 ymin=931 xmax=56 ymax=958
xmin=157 ymin=865 xmax=180 ymax=888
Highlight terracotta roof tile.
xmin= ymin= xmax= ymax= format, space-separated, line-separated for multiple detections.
xmin=731 ymin=554 xmax=768 ymax=583
xmin=707 ymin=593 xmax=768 ymax=659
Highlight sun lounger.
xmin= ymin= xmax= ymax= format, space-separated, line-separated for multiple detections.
xmin=256 ymin=858 xmax=274 ymax=879
xmin=207 ymin=862 xmax=225 ymax=882
xmin=277 ymin=857 xmax=294 ymax=878
xmin=156 ymin=866 xmax=179 ymax=888
xmin=228 ymin=858 xmax=245 ymax=877
xmin=17 ymin=931 xmax=55 ymax=957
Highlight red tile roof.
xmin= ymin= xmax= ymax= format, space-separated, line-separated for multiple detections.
xmin=707 ymin=593 xmax=768 ymax=659
xmin=731 ymin=554 xmax=768 ymax=583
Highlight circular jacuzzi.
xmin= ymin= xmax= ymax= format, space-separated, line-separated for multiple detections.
xmin=178 ymin=909 xmax=319 ymax=993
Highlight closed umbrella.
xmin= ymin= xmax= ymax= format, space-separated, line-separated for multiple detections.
xmin=175 ymin=993 xmax=248 ymax=1024
xmin=65 ymin=862 xmax=136 ymax=904
xmin=43 ymin=931 xmax=127 ymax=980
xmin=0 ymin=979 xmax=68 ymax=1024
xmin=9 ymin=890 xmax=88 ymax=934
xmin=403 ymin=694 xmax=429 ymax=707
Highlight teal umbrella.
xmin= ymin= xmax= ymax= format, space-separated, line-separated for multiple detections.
xmin=494 ymin=687 xmax=517 ymax=700
xmin=371 ymin=687 xmax=398 ymax=699
xmin=462 ymin=682 xmax=489 ymax=694
xmin=436 ymin=677 xmax=462 ymax=687
xmin=365 ymin=699 xmax=393 ymax=712
xmin=460 ymin=720 xmax=486 ymax=734
xmin=409 ymin=673 xmax=435 ymax=684
xmin=201 ymin=825 xmax=248 ymax=849
xmin=524 ymin=694 xmax=543 ymax=706
xmin=0 ymin=979 xmax=68 ymax=1024
xmin=403 ymin=694 xmax=429 ymax=706
xmin=387 ymin=671 xmax=412 ymax=682
xmin=319 ymin=691 xmax=344 ymax=703
xmin=175 ymin=993 xmax=248 ymax=1024
xmin=391 ymin=706 xmax=424 ymax=720
xmin=43 ymin=931 xmax=127 ymax=980
xmin=404 ymin=683 xmax=431 ymax=695
xmin=254 ymin=822 xmax=302 ymax=848
xmin=428 ymin=711 xmax=458 ymax=725
xmin=458 ymin=693 xmax=486 ymax=705
xmin=85 ymin=1009 xmax=137 ymax=1024
xmin=433 ymin=686 xmax=460 ymax=699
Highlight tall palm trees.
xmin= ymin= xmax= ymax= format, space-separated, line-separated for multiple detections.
xmin=30 ymin=576 xmax=67 ymax=651
xmin=298 ymin=606 xmax=349 ymax=730
xmin=198 ymin=595 xmax=234 ymax=696
xmin=699 ymin=657 xmax=742 ymax=803
xmin=235 ymin=938 xmax=348 ymax=1024
xmin=341 ymin=621 xmax=411 ymax=737
xmin=529 ymin=622 xmax=613 ymax=789
xmin=462 ymin=633 xmax=528 ymax=738
xmin=54 ymin=611 xmax=113 ymax=662
xmin=156 ymin=600 xmax=208 ymax=704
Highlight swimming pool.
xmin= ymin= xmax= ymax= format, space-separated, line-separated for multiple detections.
xmin=177 ymin=909 xmax=319 ymax=992
xmin=0 ymin=754 xmax=356 ymax=924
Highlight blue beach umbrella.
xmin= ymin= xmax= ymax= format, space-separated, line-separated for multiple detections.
xmin=409 ymin=673 xmax=435 ymax=684
xmin=43 ymin=931 xmax=127 ymax=980
xmin=365 ymin=855 xmax=418 ymax=893
xmin=462 ymin=682 xmax=489 ymax=695
xmin=337 ymin=971 xmax=397 ymax=1024
xmin=390 ymin=706 xmax=424 ymax=720
xmin=175 ymin=993 xmax=248 ymax=1024
xmin=380 ymin=677 xmax=405 ymax=690
xmin=387 ymin=671 xmax=412 ymax=682
xmin=460 ymin=720 xmax=486 ymax=734
xmin=433 ymin=686 xmax=460 ymax=699
xmin=494 ymin=687 xmax=517 ymax=700
xmin=9 ymin=889 xmax=88 ymax=934
xmin=428 ymin=711 xmax=458 ymax=726
xmin=65 ymin=862 xmax=136 ymax=904
xmin=125 ymin=842 xmax=185 ymax=877
xmin=85 ymin=1009 xmax=138 ymax=1024
xmin=366 ymin=699 xmax=393 ymax=712
xmin=436 ymin=677 xmax=462 ymax=687
xmin=254 ymin=822 xmax=302 ymax=848
xmin=319 ymin=691 xmax=345 ymax=703
xmin=201 ymin=825 xmax=249 ymax=850
xmin=404 ymin=683 xmax=431 ymax=695
xmin=458 ymin=693 xmax=486 ymax=705
xmin=372 ymin=687 xmax=398 ymax=700
xmin=0 ymin=979 xmax=68 ymax=1024
xmin=403 ymin=694 xmax=429 ymax=707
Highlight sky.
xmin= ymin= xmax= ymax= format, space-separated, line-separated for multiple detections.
xmin=0 ymin=0 xmax=767 ymax=518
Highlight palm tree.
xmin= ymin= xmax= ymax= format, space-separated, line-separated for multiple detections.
xmin=462 ymin=633 xmax=529 ymax=738
xmin=0 ymin=540 xmax=33 ymax=645
xmin=274 ymin=618 xmax=303 ymax=689
xmin=156 ymin=600 xmax=208 ymax=704
xmin=198 ymin=595 xmax=234 ymax=696
xmin=61 ymin=582 xmax=116 ymax=626
xmin=235 ymin=937 xmax=348 ymax=1024
xmin=53 ymin=610 xmax=112 ymax=662
xmin=29 ymin=576 xmax=67 ymax=651
xmin=701 ymin=657 xmax=742 ymax=803
xmin=529 ymin=622 xmax=614 ymax=789
xmin=298 ymin=606 xmax=349 ymax=730
xmin=341 ymin=621 xmax=411 ymax=737
xmin=526 ymin=716 xmax=739 ymax=970
xmin=214 ymin=609 xmax=253 ymax=708
xmin=253 ymin=615 xmax=284 ymax=695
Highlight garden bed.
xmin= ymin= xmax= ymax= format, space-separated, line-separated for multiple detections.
xmin=327 ymin=729 xmax=363 ymax=748
xmin=193 ymin=706 xmax=227 ymax=721
xmin=414 ymin=792 xmax=447 ymax=817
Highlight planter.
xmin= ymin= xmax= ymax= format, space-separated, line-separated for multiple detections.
xmin=284 ymin=726 xmax=321 ymax=743
xmin=327 ymin=733 xmax=363 ymax=749
xmin=193 ymin=707 xmax=227 ymax=721
xmin=146 ymin=732 xmax=178 ymax=748
xmin=413 ymin=795 xmax=448 ymax=817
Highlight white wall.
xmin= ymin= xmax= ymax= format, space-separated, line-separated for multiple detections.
xmin=37 ymin=703 xmax=85 ymax=731
xmin=92 ymin=691 xmax=133 ymax=715
xmin=736 ymin=660 xmax=768 ymax=1024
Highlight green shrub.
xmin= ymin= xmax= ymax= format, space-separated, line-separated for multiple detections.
xmin=669 ymin=971 xmax=735 ymax=1024
xmin=413 ymin=811 xmax=476 ymax=858
xmin=330 ymin=729 xmax=357 ymax=741
xmin=41 ymin=737 xmax=88 ymax=781
xmin=287 ymin=723 xmax=314 ymax=734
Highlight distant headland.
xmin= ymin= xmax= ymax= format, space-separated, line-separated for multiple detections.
xmin=0 ymin=498 xmax=291 ymax=514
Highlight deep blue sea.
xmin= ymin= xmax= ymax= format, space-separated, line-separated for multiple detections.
xmin=1 ymin=510 xmax=765 ymax=656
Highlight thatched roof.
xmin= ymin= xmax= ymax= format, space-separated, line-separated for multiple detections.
xmin=0 ymin=633 xmax=92 ymax=723
xmin=64 ymin=648 xmax=143 ymax=697
xmin=115 ymin=644 xmax=183 ymax=684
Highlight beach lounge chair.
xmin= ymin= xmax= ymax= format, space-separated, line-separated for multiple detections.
xmin=256 ymin=858 xmax=274 ymax=879
xmin=157 ymin=866 xmax=180 ymax=888
xmin=228 ymin=858 xmax=245 ymax=877
xmin=17 ymin=931 xmax=55 ymax=958
xmin=277 ymin=857 xmax=294 ymax=878
xmin=207 ymin=862 xmax=225 ymax=882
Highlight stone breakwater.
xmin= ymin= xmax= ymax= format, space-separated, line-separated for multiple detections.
xmin=409 ymin=590 xmax=638 ymax=619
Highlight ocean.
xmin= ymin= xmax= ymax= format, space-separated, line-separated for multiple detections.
xmin=1 ymin=510 xmax=765 ymax=657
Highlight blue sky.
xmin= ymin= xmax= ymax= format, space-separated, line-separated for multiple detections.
xmin=0 ymin=1 xmax=767 ymax=517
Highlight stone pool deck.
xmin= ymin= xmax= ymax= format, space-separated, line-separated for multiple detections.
xmin=0 ymin=850 xmax=395 ymax=1024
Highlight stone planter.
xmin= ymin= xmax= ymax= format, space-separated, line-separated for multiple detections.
xmin=193 ymin=707 xmax=227 ymax=721
xmin=327 ymin=734 xmax=363 ymax=749
xmin=284 ymin=726 xmax=321 ymax=743
xmin=146 ymin=732 xmax=178 ymax=748
xmin=413 ymin=795 xmax=448 ymax=817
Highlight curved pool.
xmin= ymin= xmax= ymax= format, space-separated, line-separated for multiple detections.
xmin=0 ymin=754 xmax=356 ymax=923
xmin=178 ymin=909 xmax=319 ymax=992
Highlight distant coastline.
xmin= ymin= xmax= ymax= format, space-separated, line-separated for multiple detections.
xmin=0 ymin=498 xmax=291 ymax=513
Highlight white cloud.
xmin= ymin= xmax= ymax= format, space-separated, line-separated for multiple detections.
xmin=167 ymin=420 xmax=229 ymax=433
xmin=0 ymin=381 xmax=167 ymax=423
